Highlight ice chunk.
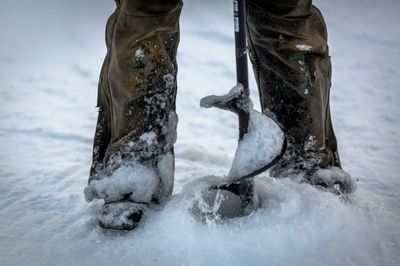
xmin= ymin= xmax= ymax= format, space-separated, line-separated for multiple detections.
xmin=200 ymin=84 xmax=243 ymax=108
xmin=157 ymin=153 xmax=175 ymax=199
xmin=228 ymin=109 xmax=285 ymax=180
xmin=84 ymin=162 xmax=160 ymax=203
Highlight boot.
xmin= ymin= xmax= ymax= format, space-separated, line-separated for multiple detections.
xmin=84 ymin=0 xmax=183 ymax=229
xmin=246 ymin=0 xmax=355 ymax=193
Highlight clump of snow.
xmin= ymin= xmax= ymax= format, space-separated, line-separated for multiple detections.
xmin=310 ymin=167 xmax=357 ymax=193
xmin=304 ymin=135 xmax=317 ymax=151
xmin=228 ymin=109 xmax=285 ymax=180
xmin=295 ymin=44 xmax=313 ymax=51
xmin=135 ymin=48 xmax=145 ymax=59
xmin=84 ymin=162 xmax=159 ymax=203
xmin=139 ymin=131 xmax=157 ymax=146
xmin=163 ymin=74 xmax=175 ymax=89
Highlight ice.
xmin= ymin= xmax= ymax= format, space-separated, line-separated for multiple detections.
xmin=1 ymin=0 xmax=400 ymax=265
xmin=200 ymin=84 xmax=242 ymax=108
xmin=228 ymin=109 xmax=284 ymax=180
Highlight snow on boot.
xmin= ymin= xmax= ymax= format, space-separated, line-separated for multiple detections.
xmin=309 ymin=167 xmax=356 ymax=194
xmin=99 ymin=201 xmax=148 ymax=231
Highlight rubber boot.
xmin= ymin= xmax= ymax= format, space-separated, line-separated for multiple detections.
xmin=246 ymin=0 xmax=355 ymax=193
xmin=84 ymin=0 xmax=183 ymax=230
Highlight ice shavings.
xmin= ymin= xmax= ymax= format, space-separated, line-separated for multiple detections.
xmin=295 ymin=44 xmax=313 ymax=51
xmin=228 ymin=109 xmax=285 ymax=180
xmin=84 ymin=161 xmax=159 ymax=203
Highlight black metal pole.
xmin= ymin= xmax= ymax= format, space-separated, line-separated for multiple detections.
xmin=234 ymin=0 xmax=249 ymax=96
xmin=233 ymin=0 xmax=250 ymax=140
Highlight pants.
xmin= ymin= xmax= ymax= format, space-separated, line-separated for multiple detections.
xmin=88 ymin=0 xmax=341 ymax=202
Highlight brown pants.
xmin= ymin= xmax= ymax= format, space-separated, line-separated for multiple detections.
xmin=88 ymin=0 xmax=341 ymax=202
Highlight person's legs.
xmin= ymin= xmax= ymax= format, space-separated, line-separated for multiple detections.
xmin=85 ymin=0 xmax=183 ymax=230
xmin=246 ymin=0 xmax=354 ymax=192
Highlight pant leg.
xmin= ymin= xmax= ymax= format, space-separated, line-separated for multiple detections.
xmin=87 ymin=0 xmax=183 ymax=203
xmin=246 ymin=0 xmax=341 ymax=175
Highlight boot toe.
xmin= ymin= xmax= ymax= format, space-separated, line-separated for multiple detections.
xmin=98 ymin=201 xmax=147 ymax=230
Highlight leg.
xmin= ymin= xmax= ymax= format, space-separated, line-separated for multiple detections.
xmin=85 ymin=0 xmax=183 ymax=229
xmin=246 ymin=0 xmax=354 ymax=192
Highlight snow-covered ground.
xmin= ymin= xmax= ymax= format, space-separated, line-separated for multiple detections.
xmin=0 ymin=0 xmax=399 ymax=265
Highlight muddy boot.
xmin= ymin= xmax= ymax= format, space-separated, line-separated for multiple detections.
xmin=246 ymin=0 xmax=355 ymax=193
xmin=84 ymin=0 xmax=183 ymax=230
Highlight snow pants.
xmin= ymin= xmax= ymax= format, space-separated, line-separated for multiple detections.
xmin=87 ymin=0 xmax=341 ymax=203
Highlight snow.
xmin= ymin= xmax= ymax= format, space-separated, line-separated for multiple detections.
xmin=163 ymin=74 xmax=176 ymax=89
xmin=1 ymin=0 xmax=400 ymax=265
xmin=139 ymin=131 xmax=157 ymax=146
xmin=135 ymin=48 xmax=145 ymax=59
xmin=310 ymin=167 xmax=356 ymax=194
xmin=84 ymin=162 xmax=160 ymax=203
